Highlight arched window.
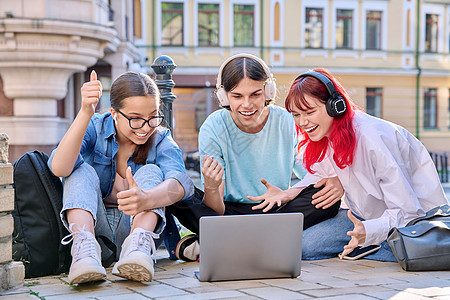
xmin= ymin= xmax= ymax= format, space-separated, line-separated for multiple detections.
xmin=134 ymin=0 xmax=142 ymax=39
xmin=274 ymin=2 xmax=280 ymax=41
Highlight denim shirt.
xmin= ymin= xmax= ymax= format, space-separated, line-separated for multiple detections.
xmin=49 ymin=112 xmax=194 ymax=201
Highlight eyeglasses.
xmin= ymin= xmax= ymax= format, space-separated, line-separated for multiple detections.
xmin=116 ymin=110 xmax=164 ymax=129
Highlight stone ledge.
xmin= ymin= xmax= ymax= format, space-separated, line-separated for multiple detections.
xmin=0 ymin=237 xmax=12 ymax=264
xmin=0 ymin=188 xmax=14 ymax=213
xmin=0 ymin=214 xmax=13 ymax=239
xmin=0 ymin=163 xmax=13 ymax=186
xmin=0 ymin=134 xmax=8 ymax=163
xmin=0 ymin=261 xmax=24 ymax=291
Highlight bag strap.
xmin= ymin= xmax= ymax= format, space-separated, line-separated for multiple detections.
xmin=29 ymin=151 xmax=64 ymax=228
xmin=407 ymin=204 xmax=450 ymax=226
xmin=29 ymin=152 xmax=117 ymax=267
xmin=29 ymin=151 xmax=70 ymax=272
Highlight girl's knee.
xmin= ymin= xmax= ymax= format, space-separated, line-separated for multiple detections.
xmin=135 ymin=164 xmax=163 ymax=179
xmin=64 ymin=163 xmax=100 ymax=186
xmin=62 ymin=163 xmax=101 ymax=220
xmin=134 ymin=164 xmax=164 ymax=189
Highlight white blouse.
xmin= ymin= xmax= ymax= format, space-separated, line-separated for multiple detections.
xmin=294 ymin=111 xmax=449 ymax=246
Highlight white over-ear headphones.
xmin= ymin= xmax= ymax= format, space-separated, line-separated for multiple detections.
xmin=215 ymin=53 xmax=276 ymax=106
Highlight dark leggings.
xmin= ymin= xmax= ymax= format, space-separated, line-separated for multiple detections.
xmin=168 ymin=184 xmax=340 ymax=235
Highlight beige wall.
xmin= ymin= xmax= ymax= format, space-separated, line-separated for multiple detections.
xmin=0 ymin=0 xmax=143 ymax=162
xmin=143 ymin=0 xmax=450 ymax=153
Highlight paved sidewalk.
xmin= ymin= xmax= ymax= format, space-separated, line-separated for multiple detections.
xmin=1 ymin=182 xmax=449 ymax=299
xmin=1 ymin=248 xmax=450 ymax=300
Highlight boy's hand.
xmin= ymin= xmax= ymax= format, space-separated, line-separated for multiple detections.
xmin=202 ymin=155 xmax=224 ymax=191
xmin=312 ymin=176 xmax=343 ymax=209
xmin=248 ymin=179 xmax=288 ymax=213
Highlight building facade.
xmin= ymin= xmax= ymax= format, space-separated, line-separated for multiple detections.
xmin=0 ymin=0 xmax=145 ymax=162
xmin=140 ymin=0 xmax=450 ymax=153
xmin=1 ymin=0 xmax=450 ymax=161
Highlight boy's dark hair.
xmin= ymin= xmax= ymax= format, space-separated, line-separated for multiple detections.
xmin=219 ymin=56 xmax=273 ymax=110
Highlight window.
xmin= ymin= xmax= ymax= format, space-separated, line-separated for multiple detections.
xmin=161 ymin=2 xmax=184 ymax=46
xmin=305 ymin=8 xmax=323 ymax=48
xmin=233 ymin=4 xmax=254 ymax=46
xmin=198 ymin=3 xmax=219 ymax=46
xmin=424 ymin=88 xmax=438 ymax=128
xmin=366 ymin=10 xmax=382 ymax=50
xmin=448 ymin=89 xmax=450 ymax=128
xmin=406 ymin=9 xmax=411 ymax=47
xmin=125 ymin=15 xmax=130 ymax=41
xmin=366 ymin=88 xmax=382 ymax=118
xmin=336 ymin=9 xmax=353 ymax=49
xmin=425 ymin=14 xmax=439 ymax=53
xmin=98 ymin=77 xmax=112 ymax=114
xmin=195 ymin=89 xmax=220 ymax=131
xmin=274 ymin=2 xmax=280 ymax=42
xmin=133 ymin=0 xmax=142 ymax=39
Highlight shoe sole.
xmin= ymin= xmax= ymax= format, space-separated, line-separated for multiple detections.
xmin=70 ymin=272 xmax=106 ymax=285
xmin=115 ymin=264 xmax=153 ymax=282
xmin=175 ymin=234 xmax=199 ymax=262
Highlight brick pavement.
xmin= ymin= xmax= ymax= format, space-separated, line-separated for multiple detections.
xmin=1 ymin=247 xmax=450 ymax=300
xmin=1 ymin=181 xmax=449 ymax=299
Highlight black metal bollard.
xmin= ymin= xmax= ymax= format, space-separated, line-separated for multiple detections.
xmin=151 ymin=55 xmax=177 ymax=131
xmin=150 ymin=55 xmax=180 ymax=260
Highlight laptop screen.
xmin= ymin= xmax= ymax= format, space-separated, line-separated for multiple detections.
xmin=198 ymin=213 xmax=303 ymax=282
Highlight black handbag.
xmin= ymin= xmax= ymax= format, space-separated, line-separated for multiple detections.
xmin=387 ymin=204 xmax=450 ymax=271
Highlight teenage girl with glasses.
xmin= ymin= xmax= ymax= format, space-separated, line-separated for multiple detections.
xmin=49 ymin=71 xmax=193 ymax=284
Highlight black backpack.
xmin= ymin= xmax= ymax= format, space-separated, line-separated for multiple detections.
xmin=12 ymin=151 xmax=71 ymax=278
xmin=12 ymin=151 xmax=117 ymax=278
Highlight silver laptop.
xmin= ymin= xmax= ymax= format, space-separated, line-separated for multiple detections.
xmin=197 ymin=213 xmax=303 ymax=282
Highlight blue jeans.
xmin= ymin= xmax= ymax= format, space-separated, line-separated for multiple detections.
xmin=302 ymin=209 xmax=397 ymax=262
xmin=61 ymin=162 xmax=166 ymax=262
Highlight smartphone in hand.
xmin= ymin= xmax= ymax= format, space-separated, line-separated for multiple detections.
xmin=341 ymin=245 xmax=381 ymax=260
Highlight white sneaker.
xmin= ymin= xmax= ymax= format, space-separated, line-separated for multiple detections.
xmin=61 ymin=223 xmax=106 ymax=285
xmin=175 ymin=234 xmax=200 ymax=262
xmin=112 ymin=228 xmax=158 ymax=282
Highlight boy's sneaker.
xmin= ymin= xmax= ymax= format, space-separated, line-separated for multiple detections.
xmin=61 ymin=223 xmax=106 ymax=285
xmin=175 ymin=234 xmax=199 ymax=262
xmin=112 ymin=228 xmax=157 ymax=282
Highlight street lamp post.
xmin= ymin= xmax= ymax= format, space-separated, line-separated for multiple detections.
xmin=150 ymin=55 xmax=180 ymax=259
xmin=151 ymin=55 xmax=177 ymax=131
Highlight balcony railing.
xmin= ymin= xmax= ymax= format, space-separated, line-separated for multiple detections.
xmin=108 ymin=4 xmax=114 ymax=22
xmin=429 ymin=151 xmax=448 ymax=183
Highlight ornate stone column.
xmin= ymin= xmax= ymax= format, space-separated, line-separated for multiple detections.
xmin=0 ymin=0 xmax=120 ymax=159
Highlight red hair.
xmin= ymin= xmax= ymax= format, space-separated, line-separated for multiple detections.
xmin=285 ymin=68 xmax=358 ymax=173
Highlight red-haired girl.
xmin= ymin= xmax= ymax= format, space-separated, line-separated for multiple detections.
xmin=253 ymin=68 xmax=448 ymax=261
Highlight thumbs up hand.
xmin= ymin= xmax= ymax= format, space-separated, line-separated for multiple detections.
xmin=126 ymin=165 xmax=138 ymax=189
xmin=117 ymin=167 xmax=147 ymax=216
xmin=80 ymin=70 xmax=102 ymax=116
